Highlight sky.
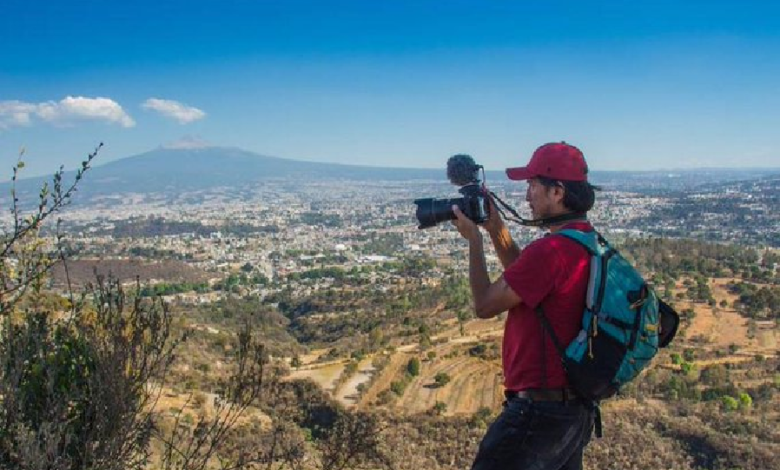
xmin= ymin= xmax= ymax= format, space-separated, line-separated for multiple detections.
xmin=2 ymin=0 xmax=780 ymax=178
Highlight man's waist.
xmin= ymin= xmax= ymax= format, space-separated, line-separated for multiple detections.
xmin=505 ymin=388 xmax=580 ymax=403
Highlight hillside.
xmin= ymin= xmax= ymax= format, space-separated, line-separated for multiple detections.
xmin=49 ymin=258 xmax=212 ymax=288
xmin=163 ymin=255 xmax=778 ymax=469
xmin=5 ymin=164 xmax=778 ymax=469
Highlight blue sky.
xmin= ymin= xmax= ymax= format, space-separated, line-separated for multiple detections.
xmin=2 ymin=0 xmax=780 ymax=178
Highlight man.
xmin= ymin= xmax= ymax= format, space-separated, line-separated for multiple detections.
xmin=452 ymin=142 xmax=599 ymax=470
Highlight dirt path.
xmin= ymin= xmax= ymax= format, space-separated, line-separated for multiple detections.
xmin=335 ymin=356 xmax=376 ymax=406
xmin=287 ymin=361 xmax=345 ymax=392
xmin=358 ymin=351 xmax=414 ymax=407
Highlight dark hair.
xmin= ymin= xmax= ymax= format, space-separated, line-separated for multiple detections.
xmin=537 ymin=176 xmax=601 ymax=213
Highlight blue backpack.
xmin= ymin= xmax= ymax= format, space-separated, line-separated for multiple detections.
xmin=535 ymin=229 xmax=679 ymax=403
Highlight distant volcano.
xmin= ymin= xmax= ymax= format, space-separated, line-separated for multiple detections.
xmin=5 ymin=146 xmax=777 ymax=205
xmin=4 ymin=146 xmax=446 ymax=201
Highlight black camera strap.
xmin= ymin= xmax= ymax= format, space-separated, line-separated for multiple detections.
xmin=488 ymin=190 xmax=586 ymax=228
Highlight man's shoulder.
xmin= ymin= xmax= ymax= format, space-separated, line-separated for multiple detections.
xmin=522 ymin=230 xmax=591 ymax=261
xmin=522 ymin=235 xmax=557 ymax=256
xmin=515 ymin=236 xmax=567 ymax=268
xmin=516 ymin=224 xmax=594 ymax=264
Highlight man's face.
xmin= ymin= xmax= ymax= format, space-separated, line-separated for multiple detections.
xmin=525 ymin=178 xmax=562 ymax=220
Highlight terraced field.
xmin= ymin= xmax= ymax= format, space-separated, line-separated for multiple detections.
xmin=393 ymin=355 xmax=503 ymax=413
xmin=286 ymin=277 xmax=778 ymax=417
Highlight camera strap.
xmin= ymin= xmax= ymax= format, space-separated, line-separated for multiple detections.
xmin=489 ymin=191 xmax=586 ymax=228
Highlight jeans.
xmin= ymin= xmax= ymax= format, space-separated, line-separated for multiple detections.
xmin=470 ymin=397 xmax=594 ymax=470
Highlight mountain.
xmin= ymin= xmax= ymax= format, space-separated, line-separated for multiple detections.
xmin=87 ymin=146 xmax=446 ymax=189
xmin=4 ymin=146 xmax=780 ymax=204
xmin=3 ymin=146 xmax=449 ymax=202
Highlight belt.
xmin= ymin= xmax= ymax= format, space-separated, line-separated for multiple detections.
xmin=505 ymin=388 xmax=580 ymax=403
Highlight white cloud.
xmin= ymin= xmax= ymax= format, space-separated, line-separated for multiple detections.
xmin=0 ymin=101 xmax=40 ymax=128
xmin=142 ymin=98 xmax=206 ymax=124
xmin=0 ymin=96 xmax=135 ymax=129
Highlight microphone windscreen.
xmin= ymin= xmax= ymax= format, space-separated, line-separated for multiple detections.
xmin=447 ymin=154 xmax=479 ymax=186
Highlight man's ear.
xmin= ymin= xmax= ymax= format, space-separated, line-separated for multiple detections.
xmin=551 ymin=183 xmax=566 ymax=204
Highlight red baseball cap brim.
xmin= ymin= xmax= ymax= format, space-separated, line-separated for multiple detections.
xmin=505 ymin=166 xmax=534 ymax=181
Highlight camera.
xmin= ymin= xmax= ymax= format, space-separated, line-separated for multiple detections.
xmin=414 ymin=154 xmax=490 ymax=229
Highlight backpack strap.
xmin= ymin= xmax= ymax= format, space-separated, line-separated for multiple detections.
xmin=557 ymin=229 xmax=604 ymax=313
xmin=535 ymin=304 xmax=604 ymax=438
xmin=534 ymin=305 xmax=568 ymax=361
xmin=556 ymin=228 xmax=605 ymax=256
xmin=534 ymin=228 xmax=603 ymax=360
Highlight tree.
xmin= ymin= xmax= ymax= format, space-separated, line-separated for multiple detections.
xmin=407 ymin=357 xmax=421 ymax=377
xmin=1 ymin=145 xmax=100 ymax=314
xmin=434 ymin=372 xmax=451 ymax=388
xmin=701 ymin=364 xmax=729 ymax=386
xmin=390 ymin=380 xmax=407 ymax=396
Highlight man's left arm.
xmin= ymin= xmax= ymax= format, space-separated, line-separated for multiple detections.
xmin=454 ymin=207 xmax=522 ymax=319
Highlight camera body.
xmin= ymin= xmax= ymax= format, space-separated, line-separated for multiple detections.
xmin=414 ymin=183 xmax=490 ymax=229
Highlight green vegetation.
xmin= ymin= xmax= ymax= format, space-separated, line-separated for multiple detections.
xmin=407 ymin=357 xmax=421 ymax=376
xmin=139 ymin=281 xmax=210 ymax=297
xmin=358 ymin=231 xmax=404 ymax=256
xmin=5 ymin=149 xmax=778 ymax=469
xmin=111 ymin=215 xmax=279 ymax=238
xmin=299 ymin=211 xmax=342 ymax=227
xmin=434 ymin=372 xmax=451 ymax=388
xmin=728 ymin=282 xmax=780 ymax=320
xmin=1 ymin=150 xmax=266 ymax=469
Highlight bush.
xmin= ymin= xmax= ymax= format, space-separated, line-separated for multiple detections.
xmin=683 ymin=348 xmax=696 ymax=362
xmin=390 ymin=380 xmax=407 ymax=396
xmin=738 ymin=392 xmax=753 ymax=411
xmin=721 ymin=396 xmax=739 ymax=412
xmin=434 ymin=372 xmax=451 ymax=388
xmin=471 ymin=407 xmax=494 ymax=428
xmin=432 ymin=401 xmax=447 ymax=415
xmin=701 ymin=364 xmax=729 ymax=386
xmin=407 ymin=357 xmax=421 ymax=376
xmin=0 ymin=150 xmax=267 ymax=470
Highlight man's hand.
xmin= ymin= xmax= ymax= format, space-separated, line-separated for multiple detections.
xmin=481 ymin=195 xmax=520 ymax=269
xmin=480 ymin=196 xmax=505 ymax=236
xmin=452 ymin=205 xmax=481 ymax=241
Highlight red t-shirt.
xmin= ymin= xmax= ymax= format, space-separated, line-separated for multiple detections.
xmin=501 ymin=222 xmax=592 ymax=391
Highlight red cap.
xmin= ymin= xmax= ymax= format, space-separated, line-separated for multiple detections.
xmin=506 ymin=142 xmax=589 ymax=182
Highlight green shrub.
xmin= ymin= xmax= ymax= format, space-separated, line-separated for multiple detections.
xmin=407 ymin=357 xmax=421 ymax=376
xmin=434 ymin=372 xmax=451 ymax=387
xmin=738 ymin=392 xmax=753 ymax=411
xmin=721 ymin=396 xmax=739 ymax=412
xmin=683 ymin=348 xmax=696 ymax=362
xmin=390 ymin=380 xmax=407 ymax=396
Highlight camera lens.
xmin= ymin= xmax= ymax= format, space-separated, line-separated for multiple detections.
xmin=414 ymin=197 xmax=462 ymax=229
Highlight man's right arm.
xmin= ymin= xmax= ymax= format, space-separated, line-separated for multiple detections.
xmin=482 ymin=198 xmax=520 ymax=268
xmin=488 ymin=223 xmax=520 ymax=269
